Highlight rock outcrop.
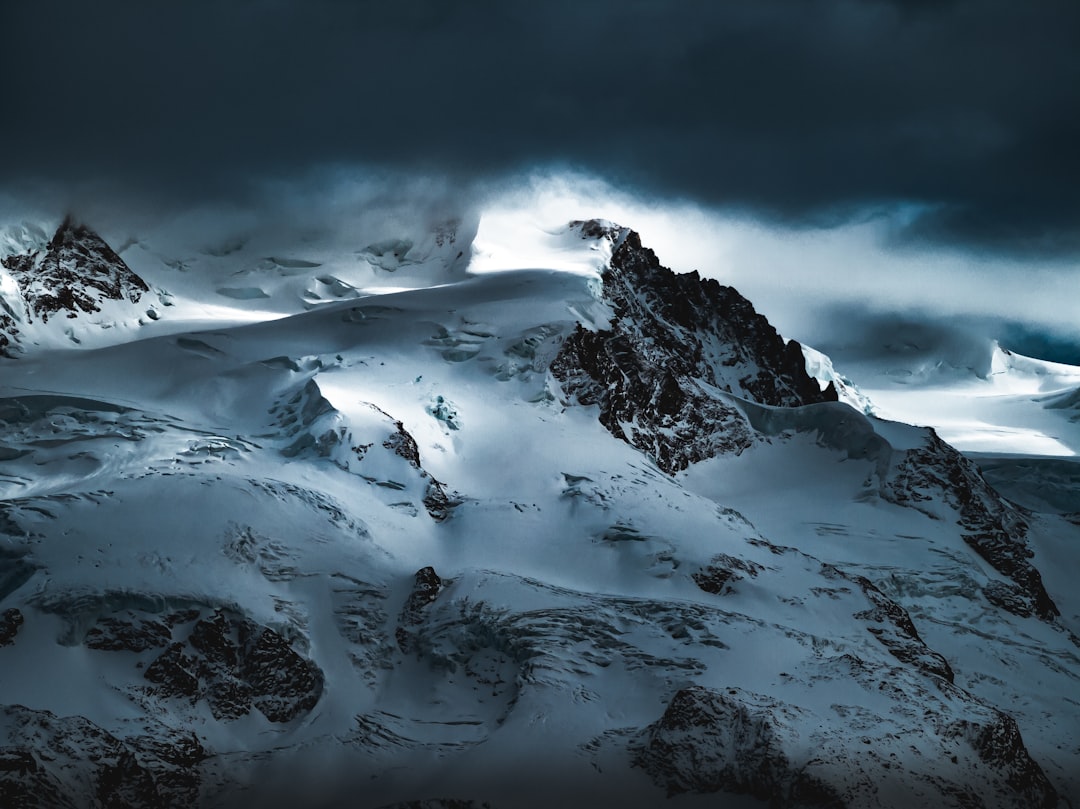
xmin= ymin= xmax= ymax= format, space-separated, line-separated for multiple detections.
xmin=551 ymin=221 xmax=836 ymax=473
xmin=884 ymin=431 xmax=1058 ymax=621
xmin=1 ymin=216 xmax=149 ymax=324
xmin=634 ymin=685 xmax=843 ymax=805
xmin=0 ymin=705 xmax=206 ymax=809
xmin=396 ymin=566 xmax=445 ymax=653
xmin=84 ymin=607 xmax=324 ymax=723
xmin=635 ymin=682 xmax=1059 ymax=809
xmin=0 ymin=608 xmax=23 ymax=647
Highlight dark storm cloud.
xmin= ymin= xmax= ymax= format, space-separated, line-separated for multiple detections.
xmin=2 ymin=0 xmax=1078 ymax=255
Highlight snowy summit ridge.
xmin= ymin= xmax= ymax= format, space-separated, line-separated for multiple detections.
xmin=0 ymin=212 xmax=1077 ymax=808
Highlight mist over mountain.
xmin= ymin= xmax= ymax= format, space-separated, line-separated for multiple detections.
xmin=4 ymin=0 xmax=1080 ymax=259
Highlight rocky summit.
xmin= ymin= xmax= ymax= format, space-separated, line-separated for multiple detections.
xmin=0 ymin=217 xmax=152 ymax=355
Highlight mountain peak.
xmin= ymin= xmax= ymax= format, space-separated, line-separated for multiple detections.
xmin=49 ymin=213 xmax=93 ymax=249
xmin=0 ymin=216 xmax=149 ymax=325
xmin=551 ymin=223 xmax=838 ymax=473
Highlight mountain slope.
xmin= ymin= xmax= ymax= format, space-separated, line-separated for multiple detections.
xmin=0 ymin=216 xmax=1076 ymax=808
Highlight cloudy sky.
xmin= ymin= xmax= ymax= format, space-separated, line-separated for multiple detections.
xmin=3 ymin=0 xmax=1078 ymax=356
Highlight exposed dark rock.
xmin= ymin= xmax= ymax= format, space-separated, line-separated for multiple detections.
xmin=396 ymin=566 xmax=444 ymax=653
xmin=189 ymin=610 xmax=239 ymax=669
xmin=0 ymin=746 xmax=74 ymax=809
xmin=634 ymin=685 xmax=843 ymax=806
xmin=0 ymin=749 xmax=37 ymax=774
xmin=983 ymin=580 xmax=1035 ymax=618
xmin=406 ymin=566 xmax=443 ymax=612
xmin=200 ymin=670 xmax=253 ymax=723
xmin=0 ymin=705 xmax=207 ymax=809
xmin=0 ymin=608 xmax=23 ymax=647
xmin=551 ymin=222 xmax=836 ymax=474
xmin=1 ymin=216 xmax=149 ymax=324
xmin=834 ymin=569 xmax=955 ymax=683
xmin=380 ymin=413 xmax=457 ymax=522
xmin=885 ymin=431 xmax=1058 ymax=621
xmin=693 ymin=554 xmax=763 ymax=596
xmin=634 ymin=681 xmax=1058 ymax=808
xmin=384 ymin=420 xmax=422 ymax=466
xmin=128 ymin=731 xmax=206 ymax=806
xmin=137 ymin=609 xmax=324 ymax=723
xmin=239 ymin=622 xmax=324 ymax=722
xmin=693 ymin=567 xmax=738 ymax=595
xmin=164 ymin=609 xmax=201 ymax=627
xmin=942 ymin=711 xmax=1058 ymax=808
xmin=84 ymin=613 xmax=171 ymax=652
xmin=0 ymin=313 xmax=20 ymax=359
xmin=422 ymin=479 xmax=455 ymax=522
xmin=144 ymin=643 xmax=201 ymax=699
xmin=96 ymin=750 xmax=159 ymax=808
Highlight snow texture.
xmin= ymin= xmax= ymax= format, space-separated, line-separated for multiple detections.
xmin=0 ymin=214 xmax=1077 ymax=808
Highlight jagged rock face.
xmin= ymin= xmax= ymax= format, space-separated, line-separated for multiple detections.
xmin=0 ymin=608 xmax=23 ymax=647
xmin=885 ymin=431 xmax=1059 ymax=621
xmin=943 ymin=713 xmax=1059 ymax=809
xmin=0 ymin=313 xmax=19 ymax=359
xmin=396 ymin=566 xmax=444 ymax=653
xmin=634 ymin=685 xmax=843 ymax=805
xmin=86 ymin=608 xmax=325 ymax=723
xmin=362 ymin=404 xmax=456 ymax=521
xmin=635 ymin=683 xmax=1059 ymax=809
xmin=381 ymin=420 xmax=455 ymax=521
xmin=551 ymin=222 xmax=836 ymax=473
xmin=85 ymin=613 xmax=171 ymax=652
xmin=0 ymin=705 xmax=206 ymax=809
xmin=692 ymin=553 xmax=764 ymax=595
xmin=0 ymin=216 xmax=149 ymax=324
xmin=829 ymin=567 xmax=955 ymax=683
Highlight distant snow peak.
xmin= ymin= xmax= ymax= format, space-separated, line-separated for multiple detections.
xmin=0 ymin=216 xmax=152 ymax=355
xmin=17 ymin=215 xmax=150 ymax=321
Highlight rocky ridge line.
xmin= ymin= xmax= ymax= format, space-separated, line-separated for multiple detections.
xmin=550 ymin=220 xmax=836 ymax=474
xmin=0 ymin=217 xmax=151 ymax=355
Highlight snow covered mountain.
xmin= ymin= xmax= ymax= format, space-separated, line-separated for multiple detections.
xmin=0 ymin=218 xmax=157 ymax=356
xmin=0 ymin=215 xmax=1077 ymax=808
